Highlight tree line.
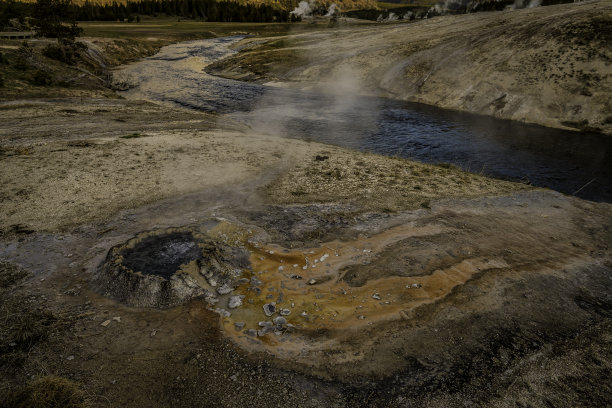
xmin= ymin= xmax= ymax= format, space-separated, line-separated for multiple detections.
xmin=0 ymin=0 xmax=294 ymax=26
xmin=74 ymin=0 xmax=293 ymax=22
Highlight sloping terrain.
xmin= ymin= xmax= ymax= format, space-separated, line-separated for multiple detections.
xmin=208 ymin=0 xmax=612 ymax=133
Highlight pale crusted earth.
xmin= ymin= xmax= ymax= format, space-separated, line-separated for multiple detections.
xmin=208 ymin=0 xmax=612 ymax=134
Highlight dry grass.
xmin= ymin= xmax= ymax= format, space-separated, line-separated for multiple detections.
xmin=266 ymin=147 xmax=531 ymax=212
xmin=1 ymin=376 xmax=87 ymax=408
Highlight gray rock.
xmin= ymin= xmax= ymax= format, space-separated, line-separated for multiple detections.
xmin=244 ymin=329 xmax=257 ymax=337
xmin=308 ymin=279 xmax=317 ymax=285
xmin=214 ymin=308 xmax=231 ymax=317
xmin=273 ymin=316 xmax=287 ymax=326
xmin=228 ymin=295 xmax=244 ymax=309
xmin=251 ymin=276 xmax=263 ymax=286
xmin=263 ymin=302 xmax=276 ymax=317
xmin=280 ymin=308 xmax=291 ymax=316
xmin=372 ymin=293 xmax=381 ymax=300
xmin=217 ymin=283 xmax=233 ymax=295
xmin=234 ymin=322 xmax=245 ymax=331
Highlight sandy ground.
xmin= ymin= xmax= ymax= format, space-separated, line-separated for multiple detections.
xmin=1 ymin=11 xmax=611 ymax=407
xmin=208 ymin=0 xmax=612 ymax=134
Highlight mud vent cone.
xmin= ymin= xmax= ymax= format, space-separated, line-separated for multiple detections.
xmin=94 ymin=227 xmax=250 ymax=308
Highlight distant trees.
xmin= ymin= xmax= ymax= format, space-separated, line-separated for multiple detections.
xmin=32 ymin=0 xmax=83 ymax=44
xmin=0 ymin=0 xmax=28 ymax=31
xmin=72 ymin=0 xmax=291 ymax=23
xmin=2 ymin=0 xmax=291 ymax=33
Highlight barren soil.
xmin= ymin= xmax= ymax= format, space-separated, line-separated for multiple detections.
xmin=208 ymin=0 xmax=612 ymax=134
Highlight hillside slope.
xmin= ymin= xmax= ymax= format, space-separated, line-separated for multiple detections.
xmin=208 ymin=0 xmax=612 ymax=134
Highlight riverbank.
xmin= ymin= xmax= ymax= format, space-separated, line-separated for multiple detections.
xmin=207 ymin=0 xmax=612 ymax=134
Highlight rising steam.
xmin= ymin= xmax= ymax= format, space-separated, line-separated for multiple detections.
xmin=290 ymin=0 xmax=315 ymax=17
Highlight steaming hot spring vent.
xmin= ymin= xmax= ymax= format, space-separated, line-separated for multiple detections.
xmin=94 ymin=227 xmax=250 ymax=308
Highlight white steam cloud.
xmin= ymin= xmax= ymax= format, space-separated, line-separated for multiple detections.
xmin=325 ymin=3 xmax=338 ymax=16
xmin=377 ymin=12 xmax=399 ymax=22
xmin=291 ymin=0 xmax=315 ymax=17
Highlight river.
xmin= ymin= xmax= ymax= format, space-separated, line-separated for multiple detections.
xmin=116 ymin=36 xmax=612 ymax=202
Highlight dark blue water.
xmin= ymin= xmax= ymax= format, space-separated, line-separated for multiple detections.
xmin=231 ymin=87 xmax=612 ymax=202
xmin=121 ymin=37 xmax=612 ymax=202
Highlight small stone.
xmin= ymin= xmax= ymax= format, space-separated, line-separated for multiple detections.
xmin=217 ymin=283 xmax=233 ymax=295
xmin=234 ymin=322 xmax=245 ymax=331
xmin=150 ymin=329 xmax=157 ymax=337
xmin=66 ymin=355 xmax=74 ymax=361
xmin=230 ymin=374 xmax=238 ymax=381
xmin=214 ymin=308 xmax=231 ymax=317
xmin=258 ymin=321 xmax=273 ymax=328
xmin=288 ymin=274 xmax=303 ymax=280
xmin=372 ymin=293 xmax=381 ymax=300
xmin=280 ymin=308 xmax=291 ymax=316
xmin=273 ymin=316 xmax=287 ymax=326
xmin=278 ymin=266 xmax=284 ymax=271
xmin=251 ymin=276 xmax=262 ymax=286
xmin=263 ymin=302 xmax=276 ymax=317
xmin=101 ymin=319 xmax=111 ymax=327
xmin=308 ymin=279 xmax=317 ymax=285
xmin=406 ymin=283 xmax=422 ymax=289
xmin=112 ymin=316 xmax=121 ymax=322
xmin=358 ymin=315 xmax=366 ymax=320
xmin=300 ymin=311 xmax=308 ymax=317
xmin=293 ymin=264 xmax=298 ymax=268
xmin=245 ymin=329 xmax=257 ymax=337
xmin=228 ymin=295 xmax=244 ymax=309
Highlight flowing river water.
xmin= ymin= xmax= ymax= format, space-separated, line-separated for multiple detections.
xmin=117 ymin=36 xmax=612 ymax=202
